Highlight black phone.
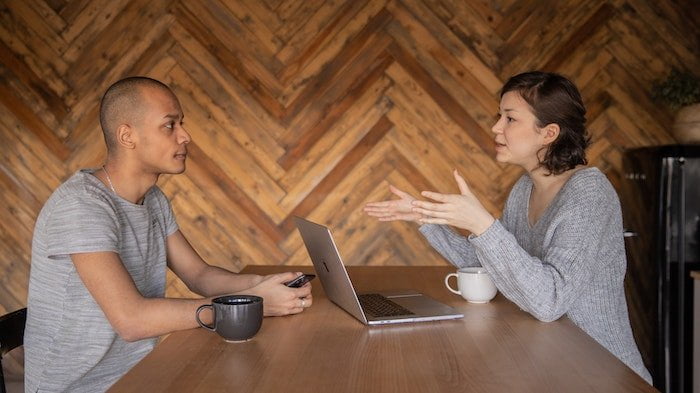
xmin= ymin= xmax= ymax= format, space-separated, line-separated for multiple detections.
xmin=284 ymin=274 xmax=316 ymax=288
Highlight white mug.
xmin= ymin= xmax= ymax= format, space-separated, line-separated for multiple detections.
xmin=444 ymin=267 xmax=497 ymax=303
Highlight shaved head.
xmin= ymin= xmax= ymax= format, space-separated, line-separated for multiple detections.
xmin=99 ymin=77 xmax=174 ymax=153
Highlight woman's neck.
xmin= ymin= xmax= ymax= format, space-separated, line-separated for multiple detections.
xmin=528 ymin=165 xmax=586 ymax=192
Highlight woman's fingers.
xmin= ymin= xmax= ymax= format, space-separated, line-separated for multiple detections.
xmin=453 ymin=170 xmax=471 ymax=195
xmin=419 ymin=217 xmax=448 ymax=225
xmin=412 ymin=206 xmax=450 ymax=218
xmin=364 ymin=200 xmax=394 ymax=208
xmin=412 ymin=200 xmax=448 ymax=211
xmin=364 ymin=205 xmax=392 ymax=213
xmin=366 ymin=210 xmax=394 ymax=218
xmin=377 ymin=212 xmax=421 ymax=221
xmin=389 ymin=184 xmax=414 ymax=200
xmin=420 ymin=191 xmax=449 ymax=202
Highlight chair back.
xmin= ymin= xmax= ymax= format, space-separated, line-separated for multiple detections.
xmin=0 ymin=307 xmax=27 ymax=393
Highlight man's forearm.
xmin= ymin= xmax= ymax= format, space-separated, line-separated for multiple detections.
xmin=188 ymin=265 xmax=262 ymax=297
xmin=115 ymin=297 xmax=214 ymax=341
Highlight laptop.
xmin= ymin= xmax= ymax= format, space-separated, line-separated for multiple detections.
xmin=294 ymin=216 xmax=464 ymax=325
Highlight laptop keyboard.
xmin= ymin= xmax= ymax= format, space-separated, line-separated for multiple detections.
xmin=357 ymin=293 xmax=415 ymax=317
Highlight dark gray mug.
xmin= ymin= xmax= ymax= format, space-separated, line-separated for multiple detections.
xmin=196 ymin=295 xmax=263 ymax=342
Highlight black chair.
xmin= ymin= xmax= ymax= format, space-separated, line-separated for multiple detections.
xmin=0 ymin=308 xmax=26 ymax=393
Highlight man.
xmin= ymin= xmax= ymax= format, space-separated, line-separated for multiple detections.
xmin=24 ymin=77 xmax=312 ymax=392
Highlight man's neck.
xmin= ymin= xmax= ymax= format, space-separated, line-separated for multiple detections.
xmin=102 ymin=161 xmax=159 ymax=204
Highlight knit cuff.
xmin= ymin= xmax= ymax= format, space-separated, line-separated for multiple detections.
xmin=468 ymin=219 xmax=506 ymax=249
xmin=418 ymin=223 xmax=439 ymax=238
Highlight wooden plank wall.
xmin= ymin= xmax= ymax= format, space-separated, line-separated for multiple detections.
xmin=0 ymin=0 xmax=698 ymax=359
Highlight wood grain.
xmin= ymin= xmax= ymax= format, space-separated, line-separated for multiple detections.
xmin=1 ymin=0 xmax=698 ymax=380
xmin=108 ymin=266 xmax=658 ymax=393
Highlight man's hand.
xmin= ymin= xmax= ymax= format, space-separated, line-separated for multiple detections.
xmin=245 ymin=272 xmax=313 ymax=316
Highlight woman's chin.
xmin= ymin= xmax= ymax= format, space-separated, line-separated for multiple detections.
xmin=494 ymin=154 xmax=510 ymax=163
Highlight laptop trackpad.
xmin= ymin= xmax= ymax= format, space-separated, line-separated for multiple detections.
xmin=382 ymin=291 xmax=453 ymax=316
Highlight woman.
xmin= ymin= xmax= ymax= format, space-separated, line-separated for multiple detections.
xmin=364 ymin=71 xmax=652 ymax=383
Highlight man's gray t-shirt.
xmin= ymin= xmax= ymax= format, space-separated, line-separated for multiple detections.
xmin=25 ymin=169 xmax=179 ymax=393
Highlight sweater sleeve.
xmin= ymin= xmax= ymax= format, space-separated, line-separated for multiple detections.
xmin=417 ymin=174 xmax=528 ymax=269
xmin=418 ymin=224 xmax=480 ymax=268
xmin=469 ymin=188 xmax=616 ymax=322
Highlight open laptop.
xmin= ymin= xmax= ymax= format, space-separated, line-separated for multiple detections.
xmin=294 ymin=216 xmax=464 ymax=325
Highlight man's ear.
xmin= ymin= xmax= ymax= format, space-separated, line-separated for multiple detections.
xmin=542 ymin=123 xmax=560 ymax=145
xmin=116 ymin=124 xmax=136 ymax=149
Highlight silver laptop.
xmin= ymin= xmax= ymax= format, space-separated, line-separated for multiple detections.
xmin=294 ymin=217 xmax=464 ymax=325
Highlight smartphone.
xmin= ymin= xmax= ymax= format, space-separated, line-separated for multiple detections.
xmin=284 ymin=274 xmax=316 ymax=288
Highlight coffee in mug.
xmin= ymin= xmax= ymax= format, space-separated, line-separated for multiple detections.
xmin=196 ymin=295 xmax=263 ymax=342
xmin=444 ymin=267 xmax=497 ymax=303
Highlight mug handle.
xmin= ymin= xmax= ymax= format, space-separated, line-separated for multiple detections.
xmin=444 ymin=273 xmax=461 ymax=295
xmin=196 ymin=304 xmax=215 ymax=331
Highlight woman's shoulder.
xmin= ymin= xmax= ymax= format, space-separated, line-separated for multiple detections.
xmin=561 ymin=167 xmax=619 ymax=205
xmin=566 ymin=167 xmax=614 ymax=191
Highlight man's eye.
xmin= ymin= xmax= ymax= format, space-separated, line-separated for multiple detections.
xmin=165 ymin=122 xmax=174 ymax=129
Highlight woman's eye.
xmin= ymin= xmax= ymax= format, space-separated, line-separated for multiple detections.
xmin=506 ymin=117 xmax=514 ymax=123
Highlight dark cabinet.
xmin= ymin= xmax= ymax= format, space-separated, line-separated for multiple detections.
xmin=621 ymin=145 xmax=700 ymax=393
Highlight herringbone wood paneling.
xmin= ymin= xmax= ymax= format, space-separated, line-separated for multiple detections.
xmin=1 ymin=0 xmax=699 ymax=374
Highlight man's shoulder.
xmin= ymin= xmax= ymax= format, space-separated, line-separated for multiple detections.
xmin=39 ymin=170 xmax=114 ymax=221
xmin=145 ymin=184 xmax=168 ymax=201
xmin=143 ymin=185 xmax=171 ymax=211
xmin=49 ymin=169 xmax=107 ymax=200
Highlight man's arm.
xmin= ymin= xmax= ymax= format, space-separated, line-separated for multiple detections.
xmin=165 ymin=230 xmax=313 ymax=316
xmin=165 ymin=230 xmax=263 ymax=296
xmin=71 ymin=251 xmax=214 ymax=342
xmin=71 ymin=231 xmax=312 ymax=342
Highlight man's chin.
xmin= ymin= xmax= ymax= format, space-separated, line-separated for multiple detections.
xmin=158 ymin=164 xmax=187 ymax=176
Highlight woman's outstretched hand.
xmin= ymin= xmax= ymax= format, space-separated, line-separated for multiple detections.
xmin=364 ymin=185 xmax=423 ymax=223
xmin=411 ymin=170 xmax=495 ymax=235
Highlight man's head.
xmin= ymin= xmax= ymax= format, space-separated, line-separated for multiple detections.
xmin=100 ymin=77 xmax=173 ymax=152
xmin=99 ymin=77 xmax=191 ymax=174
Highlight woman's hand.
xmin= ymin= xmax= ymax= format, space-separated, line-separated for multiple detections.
xmin=364 ymin=185 xmax=423 ymax=223
xmin=245 ymin=272 xmax=313 ymax=316
xmin=411 ymin=170 xmax=495 ymax=235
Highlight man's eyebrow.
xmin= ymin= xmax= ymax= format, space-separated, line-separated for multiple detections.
xmin=162 ymin=113 xmax=182 ymax=119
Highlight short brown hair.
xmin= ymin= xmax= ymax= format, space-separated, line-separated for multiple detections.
xmin=99 ymin=77 xmax=172 ymax=152
xmin=501 ymin=71 xmax=591 ymax=175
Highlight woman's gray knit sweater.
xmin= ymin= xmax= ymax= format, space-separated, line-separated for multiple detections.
xmin=419 ymin=167 xmax=652 ymax=383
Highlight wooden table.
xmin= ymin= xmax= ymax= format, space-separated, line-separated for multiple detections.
xmin=109 ymin=266 xmax=657 ymax=393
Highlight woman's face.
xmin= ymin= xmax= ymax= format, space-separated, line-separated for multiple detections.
xmin=491 ymin=91 xmax=548 ymax=171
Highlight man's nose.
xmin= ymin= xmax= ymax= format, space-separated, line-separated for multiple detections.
xmin=179 ymin=127 xmax=192 ymax=144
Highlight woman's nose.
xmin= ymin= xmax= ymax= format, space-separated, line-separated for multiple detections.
xmin=491 ymin=119 xmax=502 ymax=134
